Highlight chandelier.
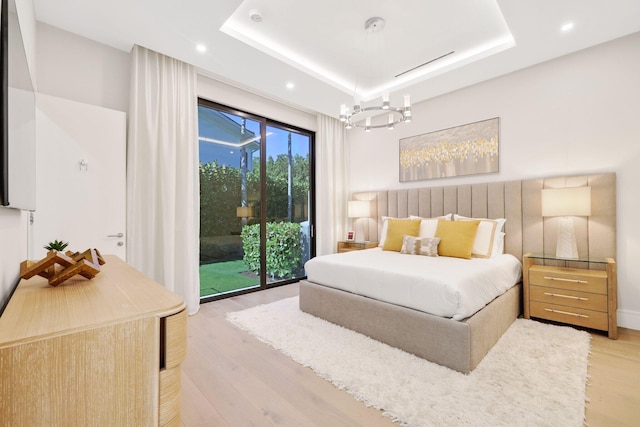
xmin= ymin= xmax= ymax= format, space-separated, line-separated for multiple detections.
xmin=339 ymin=17 xmax=412 ymax=131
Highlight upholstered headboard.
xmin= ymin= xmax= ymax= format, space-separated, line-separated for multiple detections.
xmin=352 ymin=173 xmax=616 ymax=264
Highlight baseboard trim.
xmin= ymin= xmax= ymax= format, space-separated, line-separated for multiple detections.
xmin=617 ymin=309 xmax=640 ymax=331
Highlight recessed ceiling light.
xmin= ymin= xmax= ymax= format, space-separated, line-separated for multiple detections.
xmin=196 ymin=44 xmax=207 ymax=53
xmin=249 ymin=9 xmax=263 ymax=23
xmin=561 ymin=22 xmax=574 ymax=32
xmin=286 ymin=82 xmax=295 ymax=90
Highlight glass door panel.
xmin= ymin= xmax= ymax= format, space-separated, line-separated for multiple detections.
xmin=198 ymin=106 xmax=262 ymax=298
xmin=264 ymin=125 xmax=312 ymax=285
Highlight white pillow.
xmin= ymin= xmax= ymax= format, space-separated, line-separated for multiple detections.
xmin=494 ymin=232 xmax=505 ymax=256
xmin=409 ymin=214 xmax=452 ymax=238
xmin=453 ymin=214 xmax=506 ymax=258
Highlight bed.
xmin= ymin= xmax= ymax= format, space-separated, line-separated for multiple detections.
xmin=299 ymin=173 xmax=616 ymax=373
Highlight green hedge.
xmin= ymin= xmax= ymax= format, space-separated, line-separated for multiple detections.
xmin=241 ymin=222 xmax=302 ymax=279
xmin=200 ymin=162 xmax=244 ymax=238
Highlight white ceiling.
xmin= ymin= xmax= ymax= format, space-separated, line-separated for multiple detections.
xmin=33 ymin=0 xmax=640 ymax=118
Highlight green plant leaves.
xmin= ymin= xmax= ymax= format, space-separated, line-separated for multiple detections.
xmin=241 ymin=222 xmax=302 ymax=279
xmin=44 ymin=239 xmax=69 ymax=251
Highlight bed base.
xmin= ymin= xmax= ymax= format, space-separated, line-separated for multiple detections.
xmin=299 ymin=280 xmax=521 ymax=374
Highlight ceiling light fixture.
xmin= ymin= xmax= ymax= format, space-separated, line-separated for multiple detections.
xmin=340 ymin=17 xmax=412 ymax=131
xmin=196 ymin=44 xmax=207 ymax=53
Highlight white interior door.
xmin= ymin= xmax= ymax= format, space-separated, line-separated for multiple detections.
xmin=32 ymin=94 xmax=126 ymax=260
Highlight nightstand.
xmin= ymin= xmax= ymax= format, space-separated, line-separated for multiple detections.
xmin=523 ymin=253 xmax=617 ymax=339
xmin=337 ymin=241 xmax=378 ymax=253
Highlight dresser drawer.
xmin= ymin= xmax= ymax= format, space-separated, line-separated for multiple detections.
xmin=159 ymin=366 xmax=182 ymax=426
xmin=530 ymin=285 xmax=607 ymax=312
xmin=163 ymin=309 xmax=187 ymax=369
xmin=529 ymin=266 xmax=607 ymax=294
xmin=530 ymin=300 xmax=609 ymax=331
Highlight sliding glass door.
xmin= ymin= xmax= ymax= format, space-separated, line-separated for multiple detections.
xmin=198 ymin=100 xmax=314 ymax=301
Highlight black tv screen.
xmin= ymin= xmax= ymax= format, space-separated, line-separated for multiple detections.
xmin=0 ymin=0 xmax=36 ymax=210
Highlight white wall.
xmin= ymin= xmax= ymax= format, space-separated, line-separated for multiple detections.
xmin=0 ymin=0 xmax=36 ymax=308
xmin=348 ymin=32 xmax=640 ymax=329
xmin=35 ymin=22 xmax=130 ymax=113
xmin=2 ymin=17 xmax=128 ymax=308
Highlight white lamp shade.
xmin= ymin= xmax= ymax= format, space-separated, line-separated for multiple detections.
xmin=348 ymin=200 xmax=371 ymax=218
xmin=541 ymin=187 xmax=591 ymax=217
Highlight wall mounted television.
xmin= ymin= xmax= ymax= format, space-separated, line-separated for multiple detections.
xmin=0 ymin=0 xmax=36 ymax=210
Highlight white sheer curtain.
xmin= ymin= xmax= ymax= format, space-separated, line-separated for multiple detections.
xmin=316 ymin=114 xmax=349 ymax=255
xmin=127 ymin=45 xmax=200 ymax=315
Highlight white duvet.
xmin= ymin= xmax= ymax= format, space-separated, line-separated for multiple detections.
xmin=304 ymin=248 xmax=522 ymax=321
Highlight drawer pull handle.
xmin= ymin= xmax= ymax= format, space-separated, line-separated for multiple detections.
xmin=544 ymin=308 xmax=588 ymax=318
xmin=543 ymin=292 xmax=588 ymax=301
xmin=543 ymin=276 xmax=588 ymax=284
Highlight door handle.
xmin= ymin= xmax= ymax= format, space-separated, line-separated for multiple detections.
xmin=108 ymin=232 xmax=124 ymax=238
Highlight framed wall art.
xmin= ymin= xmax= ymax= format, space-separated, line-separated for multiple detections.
xmin=399 ymin=117 xmax=499 ymax=182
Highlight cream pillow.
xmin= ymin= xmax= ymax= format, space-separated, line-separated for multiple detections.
xmin=454 ymin=214 xmax=506 ymax=258
xmin=409 ymin=214 xmax=452 ymax=238
xmin=435 ymin=219 xmax=480 ymax=259
xmin=382 ymin=219 xmax=421 ymax=251
xmin=400 ymin=235 xmax=441 ymax=256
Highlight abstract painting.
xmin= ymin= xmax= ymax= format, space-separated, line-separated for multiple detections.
xmin=399 ymin=117 xmax=499 ymax=182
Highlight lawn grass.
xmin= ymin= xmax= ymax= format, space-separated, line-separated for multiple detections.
xmin=200 ymin=260 xmax=258 ymax=297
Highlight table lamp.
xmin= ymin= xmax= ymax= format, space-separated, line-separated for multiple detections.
xmin=348 ymin=200 xmax=371 ymax=242
xmin=541 ymin=186 xmax=591 ymax=259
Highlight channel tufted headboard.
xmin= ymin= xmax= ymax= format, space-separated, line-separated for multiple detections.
xmin=352 ymin=173 xmax=616 ymax=265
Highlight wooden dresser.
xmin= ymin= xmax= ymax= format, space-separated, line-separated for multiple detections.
xmin=0 ymin=255 xmax=187 ymax=426
xmin=523 ymin=253 xmax=617 ymax=339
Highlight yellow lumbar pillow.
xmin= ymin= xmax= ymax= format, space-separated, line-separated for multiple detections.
xmin=435 ymin=219 xmax=480 ymax=259
xmin=382 ymin=219 xmax=421 ymax=251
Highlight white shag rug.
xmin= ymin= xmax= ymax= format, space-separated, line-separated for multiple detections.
xmin=226 ymin=297 xmax=591 ymax=427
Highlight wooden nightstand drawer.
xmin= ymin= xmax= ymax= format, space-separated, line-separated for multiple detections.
xmin=530 ymin=300 xmax=609 ymax=331
xmin=529 ymin=265 xmax=607 ymax=294
xmin=339 ymin=246 xmax=363 ymax=252
xmin=530 ymin=285 xmax=608 ymax=312
xmin=337 ymin=241 xmax=378 ymax=253
xmin=523 ymin=254 xmax=617 ymax=339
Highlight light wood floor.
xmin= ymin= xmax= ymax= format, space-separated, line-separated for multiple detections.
xmin=181 ymin=283 xmax=640 ymax=426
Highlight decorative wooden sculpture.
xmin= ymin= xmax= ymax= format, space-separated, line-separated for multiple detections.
xmin=20 ymin=248 xmax=106 ymax=286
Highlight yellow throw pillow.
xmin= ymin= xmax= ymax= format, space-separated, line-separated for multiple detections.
xmin=435 ymin=219 xmax=480 ymax=259
xmin=382 ymin=219 xmax=421 ymax=251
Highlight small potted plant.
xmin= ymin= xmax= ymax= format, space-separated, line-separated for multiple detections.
xmin=44 ymin=240 xmax=69 ymax=254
